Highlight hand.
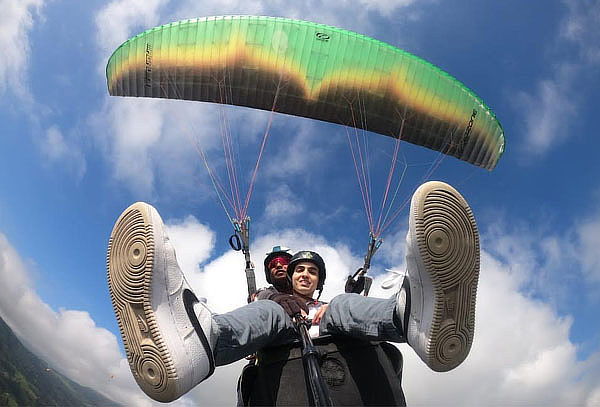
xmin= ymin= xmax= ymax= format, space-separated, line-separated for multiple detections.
xmin=271 ymin=293 xmax=309 ymax=316
xmin=311 ymin=304 xmax=329 ymax=325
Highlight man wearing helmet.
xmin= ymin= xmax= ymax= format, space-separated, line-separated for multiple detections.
xmin=285 ymin=250 xmax=328 ymax=337
xmin=108 ymin=181 xmax=478 ymax=402
xmin=266 ymin=247 xmax=292 ymax=291
xmin=252 ymin=246 xmax=292 ymax=300
xmin=253 ymin=246 xmax=312 ymax=317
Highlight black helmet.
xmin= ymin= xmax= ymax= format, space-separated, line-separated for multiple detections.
xmin=287 ymin=250 xmax=326 ymax=291
xmin=264 ymin=246 xmax=292 ymax=284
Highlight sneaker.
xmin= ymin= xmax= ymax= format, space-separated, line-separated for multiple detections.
xmin=107 ymin=202 xmax=215 ymax=402
xmin=398 ymin=181 xmax=480 ymax=372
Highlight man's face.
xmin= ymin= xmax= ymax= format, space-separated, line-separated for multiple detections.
xmin=291 ymin=261 xmax=319 ymax=297
xmin=268 ymin=256 xmax=290 ymax=283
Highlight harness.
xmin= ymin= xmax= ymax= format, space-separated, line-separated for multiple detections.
xmin=237 ymin=336 xmax=406 ymax=406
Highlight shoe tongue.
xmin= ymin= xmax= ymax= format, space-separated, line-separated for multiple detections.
xmin=405 ymin=231 xmax=414 ymax=251
xmin=394 ymin=277 xmax=411 ymax=338
xmin=381 ymin=269 xmax=406 ymax=290
xmin=192 ymin=297 xmax=208 ymax=317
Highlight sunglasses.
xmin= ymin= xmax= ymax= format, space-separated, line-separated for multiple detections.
xmin=268 ymin=256 xmax=290 ymax=269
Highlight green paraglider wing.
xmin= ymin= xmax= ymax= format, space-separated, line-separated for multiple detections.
xmin=106 ymin=16 xmax=505 ymax=169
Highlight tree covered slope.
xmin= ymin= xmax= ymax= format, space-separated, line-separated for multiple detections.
xmin=0 ymin=316 xmax=118 ymax=406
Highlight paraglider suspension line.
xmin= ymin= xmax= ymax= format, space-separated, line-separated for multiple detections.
xmin=242 ymin=73 xmax=284 ymax=219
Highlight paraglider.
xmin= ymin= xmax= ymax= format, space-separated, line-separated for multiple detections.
xmin=105 ymin=15 xmax=504 ymax=405
xmin=106 ymin=15 xmax=503 ymax=287
xmin=106 ymin=16 xmax=504 ymax=169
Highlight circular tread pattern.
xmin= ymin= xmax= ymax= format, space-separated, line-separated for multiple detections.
xmin=107 ymin=204 xmax=178 ymax=402
xmin=412 ymin=182 xmax=480 ymax=372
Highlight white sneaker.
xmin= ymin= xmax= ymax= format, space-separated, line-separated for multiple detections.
xmin=107 ymin=202 xmax=215 ymax=402
xmin=398 ymin=181 xmax=480 ymax=372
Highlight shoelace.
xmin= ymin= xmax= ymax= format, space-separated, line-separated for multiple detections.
xmin=380 ymin=268 xmax=407 ymax=290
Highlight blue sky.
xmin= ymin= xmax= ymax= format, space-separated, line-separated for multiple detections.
xmin=1 ymin=0 xmax=600 ymax=405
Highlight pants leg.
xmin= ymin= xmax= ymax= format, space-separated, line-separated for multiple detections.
xmin=212 ymin=300 xmax=297 ymax=366
xmin=320 ymin=293 xmax=405 ymax=343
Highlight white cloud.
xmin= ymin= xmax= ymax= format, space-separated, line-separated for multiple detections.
xmin=517 ymin=67 xmax=577 ymax=155
xmin=575 ymin=212 xmax=600 ymax=284
xmin=172 ymin=0 xmax=267 ymax=22
xmin=357 ymin=0 xmax=418 ymax=16
xmin=263 ymin=184 xmax=304 ymax=219
xmin=95 ymin=0 xmax=168 ymax=59
xmin=263 ymin=120 xmax=329 ymax=179
xmin=165 ymin=215 xmax=215 ymax=277
xmin=0 ymin=232 xmax=151 ymax=407
xmin=93 ymin=98 xmax=222 ymax=198
xmin=371 ymin=251 xmax=600 ymax=406
xmin=0 ymin=0 xmax=44 ymax=102
xmin=562 ymin=0 xmax=600 ymax=65
xmin=375 ymin=225 xmax=408 ymax=268
xmin=172 ymin=0 xmax=421 ymax=28
xmin=39 ymin=125 xmax=87 ymax=181
xmin=518 ymin=0 xmax=600 ymax=156
xmin=98 ymin=98 xmax=163 ymax=196
xmin=481 ymin=206 xmax=600 ymax=304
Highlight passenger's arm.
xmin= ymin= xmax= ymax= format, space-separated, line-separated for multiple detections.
xmin=312 ymin=304 xmax=329 ymax=325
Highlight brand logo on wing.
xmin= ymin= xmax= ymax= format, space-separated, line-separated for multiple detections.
xmin=144 ymin=43 xmax=153 ymax=88
xmin=316 ymin=32 xmax=330 ymax=42
xmin=456 ymin=109 xmax=478 ymax=155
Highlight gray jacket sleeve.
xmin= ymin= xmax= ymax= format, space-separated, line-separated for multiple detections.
xmin=254 ymin=286 xmax=280 ymax=301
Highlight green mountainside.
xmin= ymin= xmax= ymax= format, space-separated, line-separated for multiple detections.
xmin=0 ymin=315 xmax=118 ymax=406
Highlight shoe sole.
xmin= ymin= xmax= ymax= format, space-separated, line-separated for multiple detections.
xmin=107 ymin=203 xmax=178 ymax=402
xmin=411 ymin=181 xmax=479 ymax=371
